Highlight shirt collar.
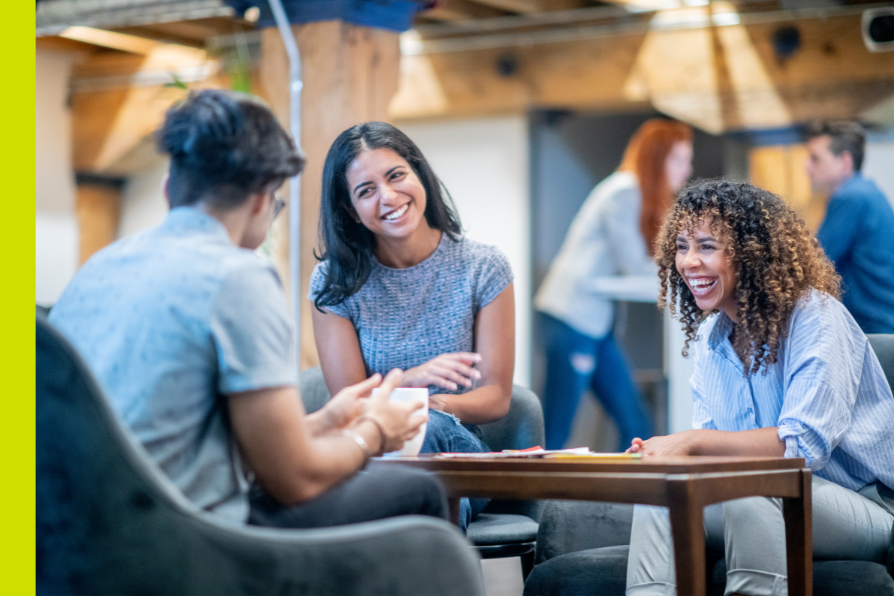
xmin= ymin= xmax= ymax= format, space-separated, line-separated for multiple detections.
xmin=706 ymin=312 xmax=747 ymax=374
xmin=163 ymin=206 xmax=232 ymax=241
xmin=834 ymin=172 xmax=862 ymax=195
xmin=707 ymin=311 xmax=735 ymax=351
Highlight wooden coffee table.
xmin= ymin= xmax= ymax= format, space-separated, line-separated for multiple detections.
xmin=375 ymin=455 xmax=812 ymax=596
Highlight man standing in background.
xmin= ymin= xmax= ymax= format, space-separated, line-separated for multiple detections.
xmin=806 ymin=120 xmax=894 ymax=334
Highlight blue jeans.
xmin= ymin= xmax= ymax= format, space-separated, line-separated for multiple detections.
xmin=420 ymin=409 xmax=490 ymax=532
xmin=540 ymin=312 xmax=653 ymax=451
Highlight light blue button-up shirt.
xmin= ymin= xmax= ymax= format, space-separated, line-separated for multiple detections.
xmin=50 ymin=207 xmax=297 ymax=522
xmin=690 ymin=289 xmax=894 ymax=492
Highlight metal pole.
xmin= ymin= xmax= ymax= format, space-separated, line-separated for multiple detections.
xmin=267 ymin=0 xmax=303 ymax=369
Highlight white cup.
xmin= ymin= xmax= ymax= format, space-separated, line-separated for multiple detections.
xmin=372 ymin=387 xmax=429 ymax=457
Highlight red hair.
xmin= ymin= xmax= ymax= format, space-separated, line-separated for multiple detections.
xmin=619 ymin=119 xmax=693 ymax=254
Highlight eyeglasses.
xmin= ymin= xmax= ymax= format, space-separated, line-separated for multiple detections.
xmin=273 ymin=192 xmax=286 ymax=221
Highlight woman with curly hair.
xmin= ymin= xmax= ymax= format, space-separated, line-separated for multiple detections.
xmin=536 ymin=118 xmax=693 ymax=450
xmin=626 ymin=179 xmax=894 ymax=596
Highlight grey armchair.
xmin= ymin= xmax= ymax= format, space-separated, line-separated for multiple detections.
xmin=299 ymin=368 xmax=545 ymax=578
xmin=37 ymin=316 xmax=485 ymax=596
xmin=524 ymin=334 xmax=894 ymax=596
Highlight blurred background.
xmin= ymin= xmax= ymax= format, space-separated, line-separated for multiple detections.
xmin=35 ymin=0 xmax=894 ymax=453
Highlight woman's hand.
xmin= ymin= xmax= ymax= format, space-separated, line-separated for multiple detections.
xmin=627 ymin=428 xmax=785 ymax=458
xmin=402 ymin=352 xmax=482 ymax=392
xmin=626 ymin=431 xmax=697 ymax=456
xmin=360 ymin=369 xmax=429 ymax=454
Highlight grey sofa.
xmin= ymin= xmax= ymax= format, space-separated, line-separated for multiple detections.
xmin=37 ymin=316 xmax=485 ymax=596
xmin=524 ymin=500 xmax=894 ymax=596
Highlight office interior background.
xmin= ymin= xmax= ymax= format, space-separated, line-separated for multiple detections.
xmin=35 ymin=1 xmax=894 ymax=592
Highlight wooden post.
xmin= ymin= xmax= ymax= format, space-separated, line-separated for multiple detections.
xmin=75 ymin=177 xmax=123 ymax=266
xmin=259 ymin=20 xmax=400 ymax=370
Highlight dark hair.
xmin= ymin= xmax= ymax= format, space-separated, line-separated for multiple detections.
xmin=655 ymin=178 xmax=840 ymax=375
xmin=805 ymin=120 xmax=866 ymax=172
xmin=156 ymin=89 xmax=304 ymax=209
xmin=313 ymin=121 xmax=462 ymax=309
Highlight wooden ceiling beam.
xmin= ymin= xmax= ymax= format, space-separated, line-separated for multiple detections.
xmin=390 ymin=14 xmax=894 ymax=132
xmin=69 ymin=39 xmax=222 ymax=174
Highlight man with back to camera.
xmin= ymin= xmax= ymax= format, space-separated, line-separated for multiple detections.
xmin=48 ymin=90 xmax=448 ymax=530
xmin=806 ymin=120 xmax=894 ymax=334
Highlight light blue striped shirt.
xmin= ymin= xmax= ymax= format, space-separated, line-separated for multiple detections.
xmin=690 ymin=289 xmax=894 ymax=492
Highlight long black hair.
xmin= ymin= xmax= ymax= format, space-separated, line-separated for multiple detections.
xmin=156 ymin=89 xmax=303 ymax=209
xmin=314 ymin=121 xmax=462 ymax=309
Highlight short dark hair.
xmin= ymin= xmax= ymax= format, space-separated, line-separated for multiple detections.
xmin=806 ymin=120 xmax=866 ymax=172
xmin=156 ymin=89 xmax=304 ymax=209
xmin=314 ymin=121 xmax=462 ymax=309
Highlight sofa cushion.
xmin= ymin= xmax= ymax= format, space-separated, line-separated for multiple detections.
xmin=468 ymin=513 xmax=538 ymax=546
xmin=524 ymin=545 xmax=629 ymax=596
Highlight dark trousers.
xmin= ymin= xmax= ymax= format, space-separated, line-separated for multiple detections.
xmin=247 ymin=463 xmax=449 ymax=529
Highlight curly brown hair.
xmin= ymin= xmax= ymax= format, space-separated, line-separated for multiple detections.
xmin=656 ymin=178 xmax=841 ymax=374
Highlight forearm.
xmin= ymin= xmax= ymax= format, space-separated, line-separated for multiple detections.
xmin=276 ymin=418 xmax=383 ymax=504
xmin=687 ymin=427 xmax=785 ymax=457
xmin=304 ymin=410 xmax=331 ymax=437
xmin=434 ymin=384 xmax=510 ymax=425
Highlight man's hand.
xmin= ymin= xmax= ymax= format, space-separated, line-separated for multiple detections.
xmin=313 ymin=376 xmax=379 ymax=432
xmin=402 ymin=352 xmax=482 ymax=392
xmin=359 ymin=369 xmax=428 ymax=454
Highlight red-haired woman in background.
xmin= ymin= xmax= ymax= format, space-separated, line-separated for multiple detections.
xmin=535 ymin=119 xmax=693 ymax=450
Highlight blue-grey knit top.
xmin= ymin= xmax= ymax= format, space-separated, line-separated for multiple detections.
xmin=309 ymin=234 xmax=513 ymax=393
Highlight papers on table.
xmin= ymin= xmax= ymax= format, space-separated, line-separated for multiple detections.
xmin=436 ymin=446 xmax=642 ymax=460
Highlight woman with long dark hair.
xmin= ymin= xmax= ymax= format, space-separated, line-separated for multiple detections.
xmin=309 ymin=121 xmax=516 ymax=530
xmin=625 ymin=179 xmax=894 ymax=595
xmin=50 ymin=90 xmax=447 ymax=530
xmin=535 ymin=118 xmax=693 ymax=450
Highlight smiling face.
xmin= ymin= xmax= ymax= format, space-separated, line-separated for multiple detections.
xmin=675 ymin=218 xmax=738 ymax=322
xmin=345 ymin=147 xmax=430 ymax=244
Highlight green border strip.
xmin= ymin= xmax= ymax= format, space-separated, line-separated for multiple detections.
xmin=6 ymin=3 xmax=36 ymax=593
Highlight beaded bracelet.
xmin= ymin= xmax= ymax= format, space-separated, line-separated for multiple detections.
xmin=340 ymin=429 xmax=371 ymax=466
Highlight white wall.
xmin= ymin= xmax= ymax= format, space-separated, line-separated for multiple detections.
xmin=864 ymin=131 xmax=894 ymax=209
xmin=118 ymin=154 xmax=169 ymax=239
xmin=36 ymin=50 xmax=78 ymax=306
xmin=399 ymin=116 xmax=532 ymax=387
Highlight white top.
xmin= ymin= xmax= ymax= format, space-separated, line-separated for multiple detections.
xmin=535 ymin=171 xmax=657 ymax=338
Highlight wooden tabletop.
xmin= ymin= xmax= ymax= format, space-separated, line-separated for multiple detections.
xmin=373 ymin=454 xmax=805 ymax=475
xmin=374 ymin=454 xmax=813 ymax=596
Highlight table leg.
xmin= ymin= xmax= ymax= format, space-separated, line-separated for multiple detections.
xmin=667 ymin=477 xmax=706 ymax=596
xmin=782 ymin=469 xmax=812 ymax=596
xmin=448 ymin=497 xmax=461 ymax=526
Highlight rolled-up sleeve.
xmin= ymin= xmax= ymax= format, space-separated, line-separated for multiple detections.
xmin=777 ymin=379 xmax=852 ymax=469
xmin=775 ymin=298 xmax=861 ymax=469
